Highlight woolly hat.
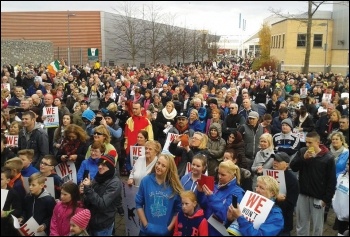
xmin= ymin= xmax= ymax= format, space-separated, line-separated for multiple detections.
xmin=82 ymin=109 xmax=95 ymax=122
xmin=281 ymin=118 xmax=293 ymax=130
xmin=248 ymin=111 xmax=259 ymax=119
xmin=99 ymin=153 xmax=116 ymax=169
xmin=103 ymin=111 xmax=117 ymax=124
xmin=71 ymin=209 xmax=91 ymax=229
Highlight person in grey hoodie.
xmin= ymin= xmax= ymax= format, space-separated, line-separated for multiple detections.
xmin=18 ymin=111 xmax=49 ymax=169
xmin=207 ymin=122 xmax=226 ymax=176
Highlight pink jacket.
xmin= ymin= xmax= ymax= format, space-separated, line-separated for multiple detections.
xmin=50 ymin=201 xmax=84 ymax=236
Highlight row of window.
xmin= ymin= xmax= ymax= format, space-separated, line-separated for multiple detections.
xmin=271 ymin=34 xmax=324 ymax=48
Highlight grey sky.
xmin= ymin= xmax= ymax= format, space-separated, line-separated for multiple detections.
xmin=1 ymin=1 xmax=333 ymax=37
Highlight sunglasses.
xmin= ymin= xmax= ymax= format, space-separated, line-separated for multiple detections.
xmin=94 ymin=132 xmax=104 ymax=136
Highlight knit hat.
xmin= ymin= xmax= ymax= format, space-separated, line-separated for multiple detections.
xmin=281 ymin=118 xmax=293 ymax=130
xmin=248 ymin=111 xmax=259 ymax=119
xmin=82 ymin=109 xmax=95 ymax=122
xmin=103 ymin=111 xmax=117 ymax=124
xmin=71 ymin=209 xmax=91 ymax=229
xmin=99 ymin=153 xmax=115 ymax=169
xmin=271 ymin=152 xmax=290 ymax=163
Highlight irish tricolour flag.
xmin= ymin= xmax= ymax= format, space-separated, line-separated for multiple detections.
xmin=47 ymin=60 xmax=60 ymax=78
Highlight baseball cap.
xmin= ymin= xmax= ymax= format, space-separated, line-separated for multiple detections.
xmin=271 ymin=152 xmax=290 ymax=163
xmin=248 ymin=111 xmax=259 ymax=119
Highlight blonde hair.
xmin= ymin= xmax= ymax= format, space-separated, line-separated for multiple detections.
xmin=193 ymin=132 xmax=208 ymax=150
xmin=29 ymin=172 xmax=46 ymax=184
xmin=259 ymin=133 xmax=274 ymax=150
xmin=151 ymin=153 xmax=184 ymax=197
xmin=218 ymin=160 xmax=241 ymax=184
xmin=330 ymin=131 xmax=349 ymax=148
xmin=180 ymin=190 xmax=197 ymax=204
xmin=17 ymin=149 xmax=35 ymax=161
xmin=94 ymin=125 xmax=111 ymax=143
xmin=4 ymin=157 xmax=23 ymax=173
xmin=107 ymin=102 xmax=118 ymax=113
xmin=145 ymin=140 xmax=162 ymax=155
xmin=190 ymin=109 xmax=199 ymax=120
xmin=166 ymin=101 xmax=175 ymax=109
xmin=257 ymin=176 xmax=279 ymax=198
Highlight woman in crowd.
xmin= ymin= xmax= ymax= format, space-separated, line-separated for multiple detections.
xmin=329 ymin=131 xmax=349 ymax=177
xmin=206 ymin=123 xmax=226 ymax=176
xmin=266 ymin=91 xmax=281 ymax=117
xmin=226 ymin=176 xmax=284 ymax=236
xmin=53 ymin=97 xmax=70 ymax=121
xmin=180 ymin=154 xmax=208 ymax=194
xmin=169 ymin=132 xmax=211 ymax=178
xmin=142 ymin=89 xmax=153 ymax=111
xmin=53 ymin=113 xmax=73 ymax=156
xmin=155 ymin=101 xmax=177 ymax=146
xmin=294 ymin=105 xmax=315 ymax=147
xmin=56 ymin=124 xmax=90 ymax=171
xmin=197 ymin=160 xmax=245 ymax=236
xmin=251 ymin=133 xmax=275 ymax=189
xmin=125 ymin=130 xmax=149 ymax=173
xmin=288 ymin=93 xmax=303 ymax=121
xmin=135 ymin=153 xmax=183 ymax=236
xmin=72 ymin=102 xmax=85 ymax=129
xmin=127 ymin=140 xmax=161 ymax=187
xmin=205 ymin=108 xmax=223 ymax=134
xmin=50 ymin=182 xmax=84 ymax=236
xmin=147 ymin=94 xmax=164 ymax=114
xmin=225 ymin=131 xmax=248 ymax=169
xmin=188 ymin=109 xmax=203 ymax=132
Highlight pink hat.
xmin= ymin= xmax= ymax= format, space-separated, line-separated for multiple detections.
xmin=71 ymin=209 xmax=91 ymax=229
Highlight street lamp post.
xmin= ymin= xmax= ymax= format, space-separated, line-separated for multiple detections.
xmin=67 ymin=11 xmax=76 ymax=69
xmin=324 ymin=20 xmax=328 ymax=74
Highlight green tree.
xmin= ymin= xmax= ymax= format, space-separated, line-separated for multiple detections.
xmin=258 ymin=23 xmax=271 ymax=60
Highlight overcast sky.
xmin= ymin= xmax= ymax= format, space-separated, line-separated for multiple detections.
xmin=1 ymin=1 xmax=333 ymax=37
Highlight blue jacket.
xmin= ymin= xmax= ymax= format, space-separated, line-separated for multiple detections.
xmin=21 ymin=164 xmax=39 ymax=177
xmin=189 ymin=119 xmax=204 ymax=132
xmin=77 ymin=157 xmax=99 ymax=184
xmin=135 ymin=173 xmax=182 ymax=236
xmin=197 ymin=178 xmax=245 ymax=236
xmin=335 ymin=148 xmax=349 ymax=178
xmin=237 ymin=205 xmax=284 ymax=236
xmin=181 ymin=172 xmax=198 ymax=194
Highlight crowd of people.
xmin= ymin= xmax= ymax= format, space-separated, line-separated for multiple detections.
xmin=1 ymin=58 xmax=349 ymax=236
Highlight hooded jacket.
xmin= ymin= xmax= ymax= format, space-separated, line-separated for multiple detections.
xmin=290 ymin=145 xmax=336 ymax=204
xmin=173 ymin=206 xmax=208 ymax=236
xmin=23 ymin=189 xmax=56 ymax=235
xmin=18 ymin=123 xmax=49 ymax=167
xmin=207 ymin=123 xmax=226 ymax=161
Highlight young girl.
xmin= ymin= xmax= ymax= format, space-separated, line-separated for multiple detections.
xmin=70 ymin=209 xmax=91 ymax=236
xmin=50 ymin=182 xmax=84 ymax=236
xmin=180 ymin=154 xmax=208 ymax=194
xmin=173 ymin=190 xmax=208 ymax=236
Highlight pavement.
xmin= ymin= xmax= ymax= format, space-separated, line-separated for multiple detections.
xmin=114 ymin=175 xmax=338 ymax=236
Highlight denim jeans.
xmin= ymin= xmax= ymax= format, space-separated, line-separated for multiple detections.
xmin=89 ymin=223 xmax=114 ymax=236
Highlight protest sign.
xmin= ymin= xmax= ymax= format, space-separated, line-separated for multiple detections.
xmin=238 ymin=190 xmax=274 ymax=229
xmin=122 ymin=181 xmax=141 ymax=236
xmin=42 ymin=106 xmax=59 ymax=128
xmin=5 ymin=135 xmax=18 ymax=147
xmin=162 ymin=133 xmax=180 ymax=154
xmin=55 ymin=161 xmax=77 ymax=184
xmin=129 ymin=146 xmax=145 ymax=168
xmin=12 ymin=215 xmax=47 ymax=236
xmin=1 ymin=189 xmax=9 ymax=210
xmin=263 ymin=169 xmax=287 ymax=195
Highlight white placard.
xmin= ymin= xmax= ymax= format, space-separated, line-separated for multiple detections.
xmin=55 ymin=161 xmax=77 ymax=184
xmin=341 ymin=92 xmax=349 ymax=99
xmin=239 ymin=190 xmax=275 ymax=229
xmin=5 ymin=135 xmax=18 ymax=147
xmin=42 ymin=106 xmax=59 ymax=128
xmin=322 ymin=93 xmax=332 ymax=104
xmin=162 ymin=133 xmax=181 ymax=154
xmin=1 ymin=83 xmax=11 ymax=91
xmin=1 ymin=189 xmax=9 ymax=210
xmin=207 ymin=215 xmax=230 ymax=236
xmin=129 ymin=146 xmax=145 ymax=168
xmin=12 ymin=216 xmax=47 ymax=236
xmin=300 ymin=88 xmax=308 ymax=98
xmin=121 ymin=181 xmax=141 ymax=236
xmin=262 ymin=169 xmax=287 ymax=195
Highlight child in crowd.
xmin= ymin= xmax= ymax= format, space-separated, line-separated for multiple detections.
xmin=4 ymin=157 xmax=26 ymax=204
xmin=173 ymin=190 xmax=208 ymax=236
xmin=39 ymin=154 xmax=63 ymax=199
xmin=18 ymin=149 xmax=39 ymax=177
xmin=1 ymin=167 xmax=22 ymax=236
xmin=77 ymin=141 xmax=106 ymax=184
xmin=21 ymin=172 xmax=56 ymax=235
xmin=50 ymin=182 xmax=84 ymax=236
xmin=70 ymin=209 xmax=91 ymax=236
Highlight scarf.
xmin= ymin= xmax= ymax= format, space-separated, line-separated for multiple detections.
xmin=298 ymin=113 xmax=309 ymax=126
xmin=133 ymin=94 xmax=141 ymax=102
xmin=175 ymin=123 xmax=190 ymax=134
xmin=162 ymin=107 xmax=177 ymax=120
xmin=61 ymin=138 xmax=81 ymax=157
xmin=94 ymin=168 xmax=115 ymax=184
xmin=330 ymin=146 xmax=345 ymax=162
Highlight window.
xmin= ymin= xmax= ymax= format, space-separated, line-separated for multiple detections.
xmin=313 ymin=34 xmax=323 ymax=47
xmin=278 ymin=35 xmax=281 ymax=48
xmin=271 ymin=36 xmax=274 ymax=48
xmin=297 ymin=34 xmax=306 ymax=47
xmin=282 ymin=34 xmax=285 ymax=48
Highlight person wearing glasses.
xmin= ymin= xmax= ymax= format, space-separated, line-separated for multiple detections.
xmin=222 ymin=103 xmax=245 ymax=140
xmin=169 ymin=131 xmax=211 ymax=178
xmin=56 ymin=124 xmax=90 ymax=171
xmin=39 ymin=154 xmax=63 ymax=199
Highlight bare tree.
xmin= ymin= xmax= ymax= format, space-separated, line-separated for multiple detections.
xmin=178 ymin=25 xmax=192 ymax=64
xmin=162 ymin=14 xmax=178 ymax=65
xmin=110 ymin=1 xmax=143 ymax=66
xmin=199 ymin=31 xmax=209 ymax=62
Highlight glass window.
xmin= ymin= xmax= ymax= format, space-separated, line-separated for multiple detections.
xmin=313 ymin=34 xmax=323 ymax=47
xmin=297 ymin=34 xmax=306 ymax=47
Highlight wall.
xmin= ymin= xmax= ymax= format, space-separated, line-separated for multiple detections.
xmin=1 ymin=39 xmax=54 ymax=66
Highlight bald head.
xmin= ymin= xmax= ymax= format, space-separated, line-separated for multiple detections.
xmin=44 ymin=93 xmax=53 ymax=106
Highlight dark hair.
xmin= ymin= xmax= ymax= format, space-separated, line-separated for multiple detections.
xmin=279 ymin=107 xmax=288 ymax=114
xmin=91 ymin=141 xmax=106 ymax=154
xmin=1 ymin=166 xmax=12 ymax=179
xmin=1 ymin=133 xmax=6 ymax=144
xmin=138 ymin=130 xmax=149 ymax=141
xmin=263 ymin=113 xmax=272 ymax=121
xmin=42 ymin=154 xmax=58 ymax=166
xmin=61 ymin=182 xmax=81 ymax=218
xmin=306 ymin=131 xmax=320 ymax=141
xmin=22 ymin=111 xmax=36 ymax=119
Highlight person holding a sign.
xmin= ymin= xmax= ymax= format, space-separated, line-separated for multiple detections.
xmin=226 ymin=175 xmax=284 ymax=236
xmin=271 ymin=152 xmax=299 ymax=236
xmin=125 ymin=130 xmax=149 ymax=173
xmin=135 ymin=154 xmax=183 ymax=236
xmin=197 ymin=160 xmax=245 ymax=236
xmin=1 ymin=134 xmax=16 ymax=167
xmin=128 ymin=140 xmax=161 ymax=187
